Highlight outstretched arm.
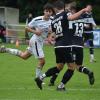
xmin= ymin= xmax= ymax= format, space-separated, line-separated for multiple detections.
xmin=68 ymin=7 xmax=91 ymax=20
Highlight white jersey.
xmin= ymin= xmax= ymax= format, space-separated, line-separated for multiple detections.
xmin=28 ymin=16 xmax=51 ymax=42
xmin=27 ymin=16 xmax=51 ymax=58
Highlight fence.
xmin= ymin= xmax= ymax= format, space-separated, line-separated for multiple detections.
xmin=93 ymin=29 xmax=100 ymax=47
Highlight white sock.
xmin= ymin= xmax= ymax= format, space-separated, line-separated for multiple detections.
xmin=40 ymin=73 xmax=46 ymax=81
xmin=6 ymin=48 xmax=22 ymax=56
xmin=58 ymin=82 xmax=65 ymax=88
xmin=36 ymin=67 xmax=42 ymax=78
xmin=90 ymin=54 xmax=94 ymax=60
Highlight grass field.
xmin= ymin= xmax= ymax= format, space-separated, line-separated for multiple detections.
xmin=0 ymin=44 xmax=100 ymax=100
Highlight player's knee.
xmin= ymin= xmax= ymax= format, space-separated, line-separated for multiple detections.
xmin=20 ymin=53 xmax=28 ymax=60
xmin=57 ymin=64 xmax=64 ymax=71
xmin=21 ymin=56 xmax=28 ymax=60
xmin=76 ymin=65 xmax=81 ymax=71
xmin=68 ymin=63 xmax=75 ymax=70
xmin=57 ymin=66 xmax=63 ymax=70
xmin=41 ymin=60 xmax=45 ymax=66
xmin=39 ymin=59 xmax=45 ymax=66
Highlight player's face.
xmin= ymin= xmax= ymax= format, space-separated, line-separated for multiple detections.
xmin=86 ymin=5 xmax=92 ymax=12
xmin=44 ymin=9 xmax=53 ymax=18
xmin=29 ymin=13 xmax=32 ymax=17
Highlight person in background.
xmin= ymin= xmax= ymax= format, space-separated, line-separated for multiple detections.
xmin=0 ymin=24 xmax=6 ymax=43
xmin=25 ymin=13 xmax=33 ymax=42
xmin=82 ymin=4 xmax=97 ymax=63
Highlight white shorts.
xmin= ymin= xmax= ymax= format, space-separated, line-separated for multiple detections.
xmin=27 ymin=36 xmax=44 ymax=58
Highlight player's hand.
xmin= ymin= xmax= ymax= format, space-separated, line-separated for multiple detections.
xmin=83 ymin=7 xmax=91 ymax=13
xmin=34 ymin=28 xmax=43 ymax=36
xmin=48 ymin=27 xmax=52 ymax=33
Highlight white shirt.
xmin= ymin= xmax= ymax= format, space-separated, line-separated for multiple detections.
xmin=28 ymin=16 xmax=51 ymax=41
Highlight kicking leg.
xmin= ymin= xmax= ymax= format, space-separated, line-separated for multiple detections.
xmin=48 ymin=65 xmax=64 ymax=86
xmin=35 ymin=63 xmax=64 ymax=90
xmin=76 ymin=65 xmax=95 ymax=85
xmin=0 ymin=45 xmax=31 ymax=59
xmin=57 ymin=63 xmax=75 ymax=91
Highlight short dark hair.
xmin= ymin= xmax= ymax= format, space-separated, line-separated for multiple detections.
xmin=54 ymin=0 xmax=64 ymax=10
xmin=43 ymin=3 xmax=55 ymax=14
xmin=43 ymin=3 xmax=54 ymax=11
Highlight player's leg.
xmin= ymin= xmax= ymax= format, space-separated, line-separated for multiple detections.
xmin=88 ymin=33 xmax=96 ymax=62
xmin=30 ymin=39 xmax=46 ymax=78
xmin=57 ymin=63 xmax=75 ymax=91
xmin=48 ymin=74 xmax=58 ymax=86
xmin=0 ymin=45 xmax=31 ymax=59
xmin=35 ymin=63 xmax=64 ymax=90
xmin=83 ymin=33 xmax=88 ymax=45
xmin=35 ymin=48 xmax=65 ymax=90
xmin=48 ymin=64 xmax=63 ymax=86
xmin=36 ymin=57 xmax=45 ymax=78
xmin=89 ymin=40 xmax=95 ymax=62
xmin=78 ymin=65 xmax=95 ymax=85
xmin=75 ymin=47 xmax=95 ymax=85
xmin=57 ymin=47 xmax=75 ymax=91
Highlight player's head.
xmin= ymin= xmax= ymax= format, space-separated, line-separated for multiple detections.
xmin=43 ymin=3 xmax=55 ymax=17
xmin=65 ymin=1 xmax=76 ymax=12
xmin=28 ymin=13 xmax=33 ymax=18
xmin=54 ymin=0 xmax=64 ymax=11
xmin=86 ymin=4 xmax=92 ymax=12
xmin=70 ymin=6 xmax=78 ymax=14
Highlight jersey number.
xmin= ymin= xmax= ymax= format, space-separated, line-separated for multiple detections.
xmin=74 ymin=23 xmax=84 ymax=37
xmin=54 ymin=21 xmax=63 ymax=38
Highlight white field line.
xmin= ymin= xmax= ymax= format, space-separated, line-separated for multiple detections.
xmin=0 ymin=87 xmax=100 ymax=91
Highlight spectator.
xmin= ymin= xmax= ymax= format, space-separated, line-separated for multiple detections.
xmin=0 ymin=24 xmax=6 ymax=43
xmin=25 ymin=13 xmax=33 ymax=42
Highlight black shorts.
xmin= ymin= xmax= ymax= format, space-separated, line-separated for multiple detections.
xmin=72 ymin=47 xmax=83 ymax=65
xmin=83 ymin=32 xmax=94 ymax=42
xmin=55 ymin=47 xmax=73 ymax=63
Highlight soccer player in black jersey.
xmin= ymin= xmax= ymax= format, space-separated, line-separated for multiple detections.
xmin=82 ymin=5 xmax=96 ymax=62
xmin=35 ymin=0 xmax=92 ymax=90
xmin=49 ymin=5 xmax=95 ymax=89
xmin=70 ymin=6 xmax=95 ymax=87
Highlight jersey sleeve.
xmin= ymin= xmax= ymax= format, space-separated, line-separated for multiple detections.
xmin=89 ymin=17 xmax=96 ymax=26
xmin=28 ymin=18 xmax=37 ymax=28
xmin=66 ymin=12 xmax=72 ymax=16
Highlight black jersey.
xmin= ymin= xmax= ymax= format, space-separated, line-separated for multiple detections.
xmin=69 ymin=17 xmax=85 ymax=47
xmin=51 ymin=11 xmax=73 ymax=47
xmin=82 ymin=12 xmax=96 ymax=33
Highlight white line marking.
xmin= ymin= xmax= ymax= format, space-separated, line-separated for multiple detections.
xmin=0 ymin=87 xmax=100 ymax=91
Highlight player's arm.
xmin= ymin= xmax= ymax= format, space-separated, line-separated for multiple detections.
xmin=47 ymin=32 xmax=55 ymax=44
xmin=25 ymin=19 xmax=43 ymax=36
xmin=68 ymin=7 xmax=91 ymax=20
xmin=90 ymin=17 xmax=97 ymax=28
xmin=48 ymin=26 xmax=56 ymax=42
xmin=26 ymin=26 xmax=42 ymax=36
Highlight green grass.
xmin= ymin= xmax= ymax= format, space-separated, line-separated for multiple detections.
xmin=0 ymin=44 xmax=100 ymax=100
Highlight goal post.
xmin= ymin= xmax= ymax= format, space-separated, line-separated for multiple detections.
xmin=0 ymin=7 xmax=26 ymax=44
xmin=6 ymin=24 xmax=26 ymax=44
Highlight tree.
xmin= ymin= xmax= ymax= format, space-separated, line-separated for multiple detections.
xmin=0 ymin=0 xmax=100 ymax=24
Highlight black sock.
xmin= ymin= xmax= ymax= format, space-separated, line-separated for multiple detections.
xmin=61 ymin=69 xmax=74 ymax=84
xmin=89 ymin=40 xmax=94 ymax=54
xmin=90 ymin=48 xmax=94 ymax=54
xmin=50 ymin=74 xmax=58 ymax=84
xmin=79 ymin=66 xmax=90 ymax=75
xmin=45 ymin=67 xmax=60 ymax=77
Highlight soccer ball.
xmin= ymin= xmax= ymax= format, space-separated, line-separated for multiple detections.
xmin=10 ymin=40 xmax=14 ymax=44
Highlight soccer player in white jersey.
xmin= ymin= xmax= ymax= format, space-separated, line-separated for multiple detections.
xmin=82 ymin=4 xmax=97 ymax=62
xmin=0 ymin=3 xmax=54 ymax=78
